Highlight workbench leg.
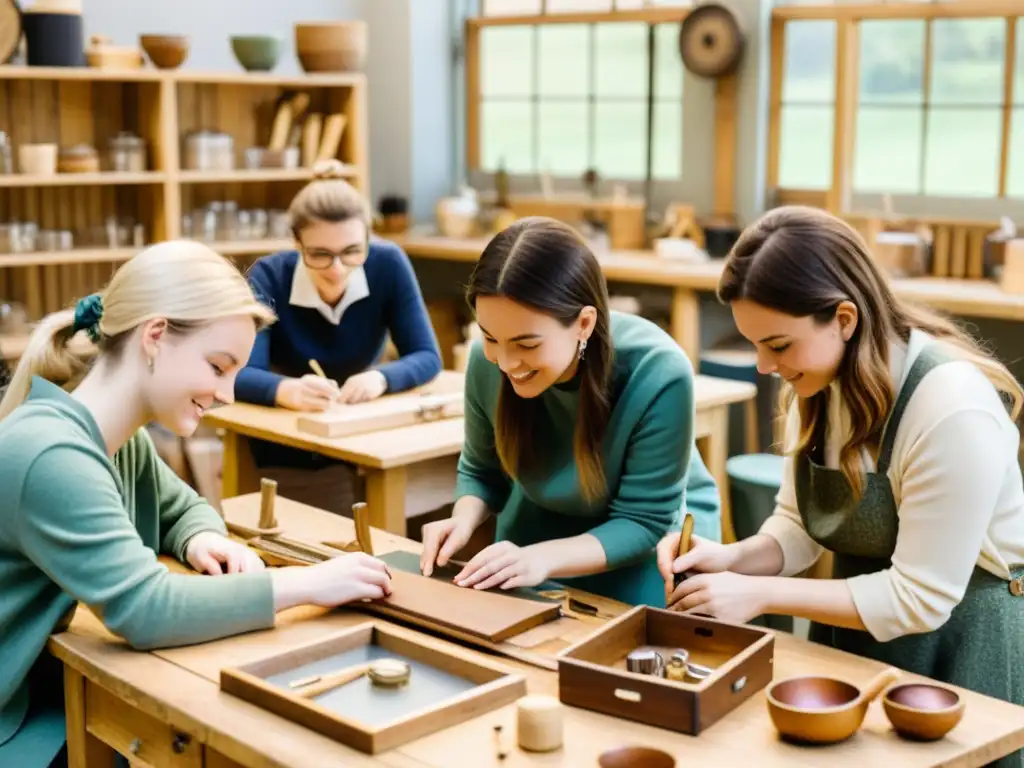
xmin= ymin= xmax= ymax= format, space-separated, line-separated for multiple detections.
xmin=219 ymin=431 xmax=260 ymax=500
xmin=697 ymin=405 xmax=735 ymax=544
xmin=364 ymin=466 xmax=408 ymax=537
xmin=64 ymin=666 xmax=118 ymax=768
xmin=670 ymin=287 xmax=701 ymax=367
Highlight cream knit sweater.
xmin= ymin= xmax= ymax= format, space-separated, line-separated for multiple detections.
xmin=760 ymin=329 xmax=1024 ymax=642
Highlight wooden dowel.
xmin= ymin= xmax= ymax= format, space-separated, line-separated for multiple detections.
xmin=258 ymin=477 xmax=278 ymax=530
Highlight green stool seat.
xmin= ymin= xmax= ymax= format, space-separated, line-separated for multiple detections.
xmin=727 ymin=453 xmax=793 ymax=633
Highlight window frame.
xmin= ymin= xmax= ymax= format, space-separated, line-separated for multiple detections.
xmin=465 ymin=6 xmax=694 ymax=182
xmin=767 ymin=0 xmax=1022 ymax=212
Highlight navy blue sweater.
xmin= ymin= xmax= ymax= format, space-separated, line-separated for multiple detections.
xmin=235 ymin=241 xmax=442 ymax=410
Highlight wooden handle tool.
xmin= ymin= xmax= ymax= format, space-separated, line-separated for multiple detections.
xmin=673 ymin=512 xmax=695 ymax=588
xmin=290 ymin=662 xmax=370 ymax=698
xmin=352 ymin=501 xmax=374 ymax=555
xmin=258 ymin=478 xmax=279 ymax=530
xmin=316 ymin=113 xmax=347 ymax=162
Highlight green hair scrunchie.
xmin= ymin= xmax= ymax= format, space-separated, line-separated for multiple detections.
xmin=73 ymin=293 xmax=104 ymax=342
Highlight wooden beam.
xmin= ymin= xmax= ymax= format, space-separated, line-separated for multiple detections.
xmin=465 ymin=20 xmax=481 ymax=171
xmin=766 ymin=18 xmax=786 ymax=196
xmin=468 ymin=8 xmax=691 ymax=28
xmin=713 ymin=73 xmax=738 ymax=220
xmin=998 ymin=16 xmax=1018 ymax=198
xmin=826 ymin=20 xmax=859 ymax=214
xmin=773 ymin=1 xmax=1024 ymax=22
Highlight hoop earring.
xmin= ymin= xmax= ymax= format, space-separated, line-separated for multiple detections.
xmin=577 ymin=339 xmax=587 ymax=361
xmin=147 ymin=356 xmax=155 ymax=373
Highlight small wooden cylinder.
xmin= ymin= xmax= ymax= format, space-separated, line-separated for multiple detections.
xmin=258 ymin=477 xmax=278 ymax=529
xmin=516 ymin=695 xmax=563 ymax=752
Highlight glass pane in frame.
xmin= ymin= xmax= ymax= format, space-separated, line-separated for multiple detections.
xmin=483 ymin=0 xmax=543 ymax=15
xmin=594 ymin=23 xmax=648 ymax=99
xmin=929 ymin=18 xmax=1004 ymax=106
xmin=654 ymin=21 xmax=683 ymax=100
xmin=782 ymin=21 xmax=836 ymax=103
xmin=537 ymin=101 xmax=590 ymax=175
xmin=537 ymin=24 xmax=589 ymax=98
xmin=853 ymin=106 xmax=923 ymax=194
xmin=1006 ymin=108 xmax=1024 ymax=198
xmin=481 ymin=101 xmax=535 ymax=173
xmin=546 ymin=0 xmax=613 ymax=10
xmin=859 ymin=20 xmax=925 ymax=105
xmin=481 ymin=26 xmax=535 ymax=98
xmin=652 ymin=99 xmax=683 ymax=180
xmin=778 ymin=104 xmax=834 ymax=189
xmin=593 ymin=100 xmax=648 ymax=179
xmin=923 ymin=107 xmax=1001 ymax=197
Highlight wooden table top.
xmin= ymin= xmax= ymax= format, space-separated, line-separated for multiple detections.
xmin=50 ymin=493 xmax=1024 ymax=767
xmin=203 ymin=370 xmax=756 ymax=470
xmin=392 ymin=229 xmax=1024 ymax=322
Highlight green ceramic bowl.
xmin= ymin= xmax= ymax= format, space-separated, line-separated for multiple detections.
xmin=230 ymin=35 xmax=283 ymax=72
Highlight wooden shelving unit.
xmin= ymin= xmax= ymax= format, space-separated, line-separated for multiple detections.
xmin=0 ymin=65 xmax=368 ymax=329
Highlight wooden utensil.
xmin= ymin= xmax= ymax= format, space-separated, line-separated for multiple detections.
xmin=766 ymin=666 xmax=901 ymax=744
xmin=883 ymin=683 xmax=965 ymax=741
xmin=673 ymin=511 xmax=695 ymax=588
xmin=598 ymin=746 xmax=676 ymax=768
xmin=290 ymin=661 xmax=370 ymax=698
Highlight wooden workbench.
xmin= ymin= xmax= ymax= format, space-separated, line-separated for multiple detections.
xmin=204 ymin=370 xmax=756 ymax=542
xmin=49 ymin=493 xmax=1024 ymax=768
xmin=391 ymin=229 xmax=1024 ymax=365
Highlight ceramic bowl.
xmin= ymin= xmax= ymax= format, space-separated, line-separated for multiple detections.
xmin=139 ymin=34 xmax=189 ymax=69
xmin=883 ymin=683 xmax=965 ymax=741
xmin=598 ymin=746 xmax=675 ymax=768
xmin=295 ymin=21 xmax=366 ymax=72
xmin=230 ymin=35 xmax=283 ymax=72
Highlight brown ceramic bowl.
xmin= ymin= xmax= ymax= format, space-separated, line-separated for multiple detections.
xmin=140 ymin=34 xmax=189 ymax=69
xmin=598 ymin=746 xmax=675 ymax=768
xmin=295 ymin=21 xmax=366 ymax=72
xmin=883 ymin=683 xmax=965 ymax=741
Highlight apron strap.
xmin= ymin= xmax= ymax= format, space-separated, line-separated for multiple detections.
xmin=876 ymin=343 xmax=954 ymax=474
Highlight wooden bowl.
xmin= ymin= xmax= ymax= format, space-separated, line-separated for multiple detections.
xmin=295 ymin=21 xmax=366 ymax=72
xmin=883 ymin=683 xmax=965 ymax=741
xmin=598 ymin=746 xmax=675 ymax=768
xmin=139 ymin=34 xmax=188 ymax=69
xmin=766 ymin=668 xmax=900 ymax=745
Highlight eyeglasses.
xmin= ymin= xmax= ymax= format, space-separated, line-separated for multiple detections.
xmin=300 ymin=245 xmax=367 ymax=270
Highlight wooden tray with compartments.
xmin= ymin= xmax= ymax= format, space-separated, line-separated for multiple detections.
xmin=557 ymin=605 xmax=775 ymax=735
xmin=220 ymin=621 xmax=527 ymax=754
xmin=295 ymin=391 xmax=464 ymax=438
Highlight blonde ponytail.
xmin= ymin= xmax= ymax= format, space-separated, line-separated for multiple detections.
xmin=0 ymin=309 xmax=95 ymax=422
xmin=0 ymin=240 xmax=275 ymax=423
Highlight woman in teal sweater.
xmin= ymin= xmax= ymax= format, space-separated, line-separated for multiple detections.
xmin=419 ymin=217 xmax=721 ymax=606
xmin=0 ymin=241 xmax=392 ymax=768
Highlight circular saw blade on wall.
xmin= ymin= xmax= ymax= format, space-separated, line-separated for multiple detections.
xmin=678 ymin=2 xmax=745 ymax=79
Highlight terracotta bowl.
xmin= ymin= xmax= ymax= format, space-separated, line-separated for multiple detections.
xmin=883 ymin=683 xmax=965 ymax=741
xmin=295 ymin=21 xmax=366 ymax=72
xmin=139 ymin=34 xmax=189 ymax=69
xmin=598 ymin=746 xmax=675 ymax=768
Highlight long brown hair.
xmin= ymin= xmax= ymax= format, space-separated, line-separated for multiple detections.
xmin=718 ymin=205 xmax=1022 ymax=496
xmin=466 ymin=217 xmax=613 ymax=502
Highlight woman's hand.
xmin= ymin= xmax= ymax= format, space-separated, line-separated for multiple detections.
xmin=666 ymin=572 xmax=766 ymax=624
xmin=420 ymin=514 xmax=481 ymax=577
xmin=452 ymin=541 xmax=550 ymax=590
xmin=658 ymin=533 xmax=741 ymax=604
xmin=272 ymin=553 xmax=393 ymax=611
xmin=338 ymin=371 xmax=388 ymax=404
xmin=185 ymin=531 xmax=265 ymax=575
xmin=276 ymin=374 xmax=339 ymax=411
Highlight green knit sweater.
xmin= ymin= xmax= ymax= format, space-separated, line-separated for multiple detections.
xmin=0 ymin=377 xmax=276 ymax=754
xmin=455 ymin=311 xmax=721 ymax=606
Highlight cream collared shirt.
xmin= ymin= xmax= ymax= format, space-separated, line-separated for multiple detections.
xmin=289 ymin=258 xmax=370 ymax=325
xmin=760 ymin=329 xmax=1024 ymax=642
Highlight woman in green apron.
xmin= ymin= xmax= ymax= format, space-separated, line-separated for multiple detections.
xmin=658 ymin=206 xmax=1024 ymax=766
xmin=419 ymin=216 xmax=721 ymax=607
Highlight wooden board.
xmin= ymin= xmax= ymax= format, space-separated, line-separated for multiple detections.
xmin=220 ymin=621 xmax=527 ymax=754
xmin=364 ymin=567 xmax=561 ymax=643
xmin=296 ymin=391 xmax=464 ymax=438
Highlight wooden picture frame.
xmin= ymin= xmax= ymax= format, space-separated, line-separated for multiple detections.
xmin=220 ymin=621 xmax=527 ymax=754
xmin=557 ymin=605 xmax=775 ymax=735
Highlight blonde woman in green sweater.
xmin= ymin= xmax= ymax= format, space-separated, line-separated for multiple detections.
xmin=0 ymin=241 xmax=392 ymax=768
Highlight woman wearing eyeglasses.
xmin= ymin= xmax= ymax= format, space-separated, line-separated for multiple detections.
xmin=234 ymin=160 xmax=442 ymax=512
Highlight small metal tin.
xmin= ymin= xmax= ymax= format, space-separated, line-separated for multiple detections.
xmin=368 ymin=658 xmax=411 ymax=687
xmin=685 ymin=661 xmax=714 ymax=681
xmin=625 ymin=649 xmax=665 ymax=677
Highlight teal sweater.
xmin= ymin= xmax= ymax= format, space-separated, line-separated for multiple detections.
xmin=0 ymin=377 xmax=276 ymax=758
xmin=455 ymin=311 xmax=721 ymax=606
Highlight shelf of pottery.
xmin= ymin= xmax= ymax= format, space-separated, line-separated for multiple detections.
xmin=0 ymin=16 xmax=368 ymax=331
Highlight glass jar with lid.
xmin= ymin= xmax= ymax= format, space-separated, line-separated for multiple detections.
xmin=109 ymin=131 xmax=147 ymax=172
